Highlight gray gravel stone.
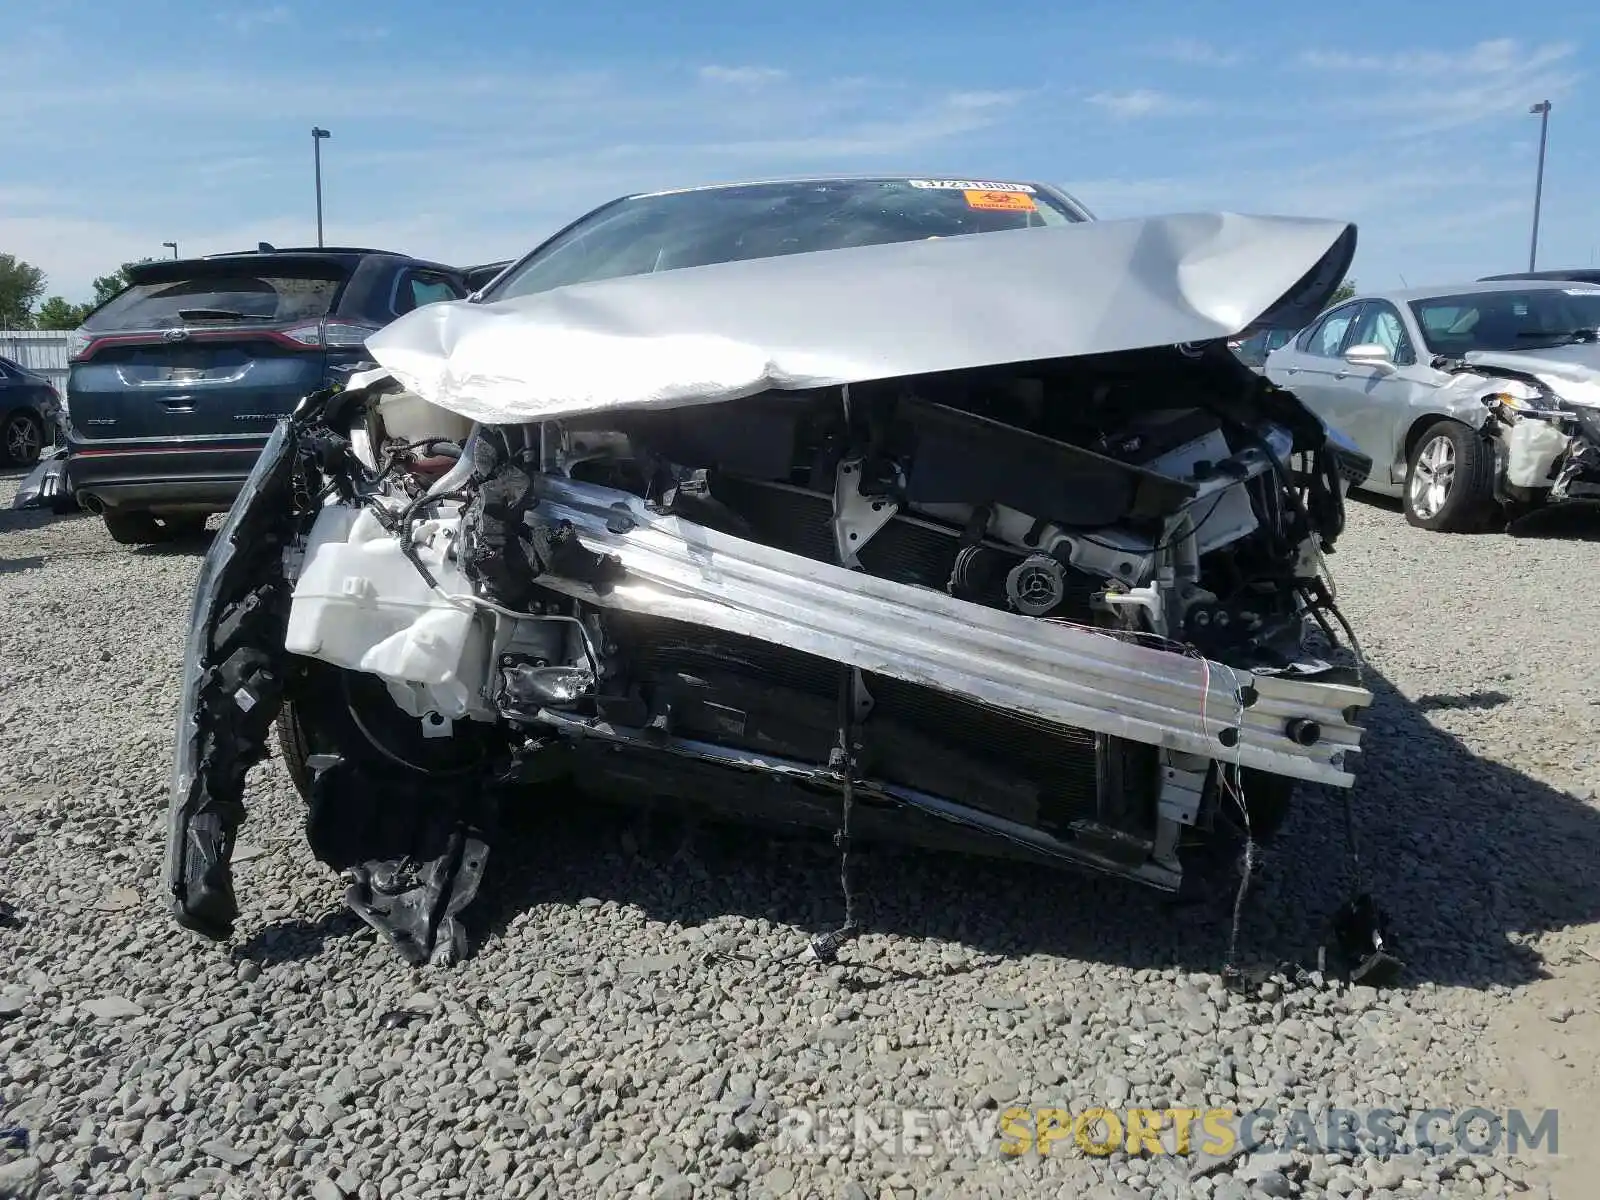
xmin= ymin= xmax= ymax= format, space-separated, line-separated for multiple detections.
xmin=0 ymin=1157 xmax=42 ymax=1200
xmin=79 ymin=995 xmax=144 ymax=1020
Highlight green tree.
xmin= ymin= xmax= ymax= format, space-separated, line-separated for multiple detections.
xmin=34 ymin=296 xmax=91 ymax=330
xmin=0 ymin=252 xmax=47 ymax=328
xmin=1328 ymin=279 xmax=1357 ymax=307
xmin=89 ymin=259 xmax=154 ymax=308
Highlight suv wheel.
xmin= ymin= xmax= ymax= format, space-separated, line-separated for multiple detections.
xmin=1 ymin=409 xmax=44 ymax=467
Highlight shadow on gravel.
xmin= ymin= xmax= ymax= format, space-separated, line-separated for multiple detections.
xmin=465 ymin=664 xmax=1600 ymax=994
xmin=1507 ymin=502 xmax=1600 ymax=541
xmin=0 ymin=506 xmax=89 ymax=535
xmin=0 ymin=554 xmax=45 ymax=575
xmin=1352 ymin=490 xmax=1600 ymax=542
xmin=130 ymin=531 xmax=217 ymax=557
xmin=1414 ymin=690 xmax=1511 ymax=713
xmin=233 ymin=908 xmax=369 ymax=966
xmin=1349 ymin=491 xmax=1403 ymax=515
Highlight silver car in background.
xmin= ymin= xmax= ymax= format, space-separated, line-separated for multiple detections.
xmin=1265 ymin=280 xmax=1600 ymax=531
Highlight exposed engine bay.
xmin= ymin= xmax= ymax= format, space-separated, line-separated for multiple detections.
xmin=167 ymin=342 xmax=1374 ymax=967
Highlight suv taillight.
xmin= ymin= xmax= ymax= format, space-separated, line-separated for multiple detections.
xmin=67 ymin=327 xmax=93 ymax=361
xmin=278 ymin=320 xmax=380 ymax=349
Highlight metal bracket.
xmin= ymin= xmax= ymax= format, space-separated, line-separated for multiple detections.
xmin=850 ymin=668 xmax=875 ymax=720
xmin=832 ymin=458 xmax=899 ymax=568
xmin=1099 ymin=583 xmax=1167 ymax=636
xmin=1153 ymin=751 xmax=1209 ymax=870
xmin=1159 ymin=752 xmax=1209 ymax=825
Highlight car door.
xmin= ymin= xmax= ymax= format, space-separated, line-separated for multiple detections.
xmin=1337 ymin=300 xmax=1436 ymax=488
xmin=1266 ymin=301 xmax=1362 ymax=429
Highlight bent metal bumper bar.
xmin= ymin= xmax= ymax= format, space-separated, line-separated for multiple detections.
xmin=529 ymin=476 xmax=1371 ymax=787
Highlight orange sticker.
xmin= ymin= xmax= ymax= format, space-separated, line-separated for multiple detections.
xmin=964 ymin=189 xmax=1037 ymax=212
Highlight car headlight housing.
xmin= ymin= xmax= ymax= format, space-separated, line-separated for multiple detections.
xmin=1485 ymin=389 xmax=1571 ymax=419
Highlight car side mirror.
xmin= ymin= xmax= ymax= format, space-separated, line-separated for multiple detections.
xmin=1344 ymin=343 xmax=1395 ymax=370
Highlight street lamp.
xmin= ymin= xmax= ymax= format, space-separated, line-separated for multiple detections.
xmin=1528 ymin=101 xmax=1552 ymax=272
xmin=163 ymin=241 xmax=178 ymax=259
xmin=311 ymin=126 xmax=332 ymax=248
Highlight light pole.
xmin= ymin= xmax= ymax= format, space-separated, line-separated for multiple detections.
xmin=163 ymin=241 xmax=178 ymax=259
xmin=1528 ymin=100 xmax=1551 ymax=272
xmin=312 ymin=126 xmax=331 ymax=248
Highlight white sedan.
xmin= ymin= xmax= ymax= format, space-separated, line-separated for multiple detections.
xmin=1265 ymin=279 xmax=1600 ymax=531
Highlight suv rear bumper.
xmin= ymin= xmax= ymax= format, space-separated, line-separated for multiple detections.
xmin=65 ymin=436 xmax=269 ymax=513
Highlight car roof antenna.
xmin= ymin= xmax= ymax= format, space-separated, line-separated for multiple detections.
xmin=258 ymin=242 xmax=275 ymax=252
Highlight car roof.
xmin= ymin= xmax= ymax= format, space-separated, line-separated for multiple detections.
xmin=0 ymin=354 xmax=41 ymax=376
xmin=128 ymin=248 xmax=460 ymax=278
xmin=1345 ymin=278 xmax=1600 ymax=306
xmin=1480 ymin=268 xmax=1600 ymax=285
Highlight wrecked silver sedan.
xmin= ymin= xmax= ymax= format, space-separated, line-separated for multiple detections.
xmin=166 ymin=178 xmax=1375 ymax=966
xmin=1265 ymin=279 xmax=1600 ymax=531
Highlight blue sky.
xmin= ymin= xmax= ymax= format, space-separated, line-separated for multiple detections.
xmin=4 ymin=0 xmax=1594 ymax=303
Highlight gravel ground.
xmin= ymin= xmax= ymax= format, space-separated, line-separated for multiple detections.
xmin=3 ymin=471 xmax=1599 ymax=1200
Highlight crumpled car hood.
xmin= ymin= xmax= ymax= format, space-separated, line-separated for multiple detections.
xmin=1463 ymin=344 xmax=1600 ymax=407
xmin=365 ymin=211 xmax=1356 ymax=425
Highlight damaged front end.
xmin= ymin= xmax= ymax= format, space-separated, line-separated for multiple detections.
xmin=1437 ymin=353 xmax=1600 ymax=507
xmin=165 ymin=213 xmax=1376 ymax=967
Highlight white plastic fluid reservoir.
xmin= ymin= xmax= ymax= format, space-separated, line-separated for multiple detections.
xmin=284 ymin=504 xmax=477 ymax=691
xmin=378 ymin=389 xmax=473 ymax=447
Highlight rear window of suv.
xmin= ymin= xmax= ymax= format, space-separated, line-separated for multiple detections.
xmin=85 ymin=265 xmax=350 ymax=331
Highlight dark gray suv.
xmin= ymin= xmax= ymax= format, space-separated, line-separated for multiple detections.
xmin=63 ymin=247 xmax=470 ymax=544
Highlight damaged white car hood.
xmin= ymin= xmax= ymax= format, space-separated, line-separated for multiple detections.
xmin=1461 ymin=344 xmax=1600 ymax=408
xmin=365 ymin=211 xmax=1356 ymax=425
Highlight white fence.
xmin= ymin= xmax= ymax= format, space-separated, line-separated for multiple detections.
xmin=0 ymin=329 xmax=71 ymax=393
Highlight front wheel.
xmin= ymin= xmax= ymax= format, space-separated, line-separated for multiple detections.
xmin=1403 ymin=420 xmax=1498 ymax=532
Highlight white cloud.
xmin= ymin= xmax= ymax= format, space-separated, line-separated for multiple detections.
xmin=1291 ymin=39 xmax=1579 ymax=138
xmin=1086 ymin=89 xmax=1204 ymax=118
xmin=698 ymin=65 xmax=788 ymax=86
xmin=1298 ymin=38 xmax=1574 ymax=76
xmin=223 ymin=5 xmax=292 ymax=34
xmin=1149 ymin=38 xmax=1244 ymax=67
xmin=946 ymin=89 xmax=1028 ymax=110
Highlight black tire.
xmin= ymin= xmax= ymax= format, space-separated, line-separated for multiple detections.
xmin=275 ymin=663 xmax=500 ymax=804
xmin=1403 ymin=419 xmax=1498 ymax=532
xmin=275 ymin=691 xmax=317 ymax=803
xmin=1 ymin=409 xmax=44 ymax=467
xmin=101 ymin=510 xmax=207 ymax=545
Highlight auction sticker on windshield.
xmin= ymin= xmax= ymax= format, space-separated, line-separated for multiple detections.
xmin=965 ymin=190 xmax=1037 ymax=212
xmin=908 ymin=179 xmax=1037 ymax=193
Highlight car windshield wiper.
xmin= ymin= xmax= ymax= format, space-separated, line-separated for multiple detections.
xmin=1515 ymin=328 xmax=1600 ymax=345
xmin=175 ymin=308 xmax=255 ymax=321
